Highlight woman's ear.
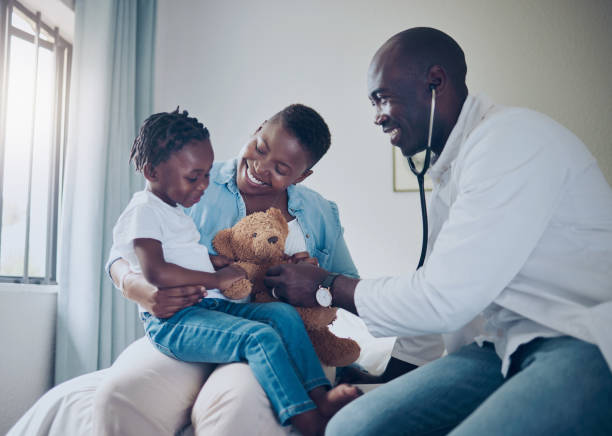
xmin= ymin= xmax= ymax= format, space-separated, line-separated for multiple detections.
xmin=252 ymin=121 xmax=266 ymax=135
xmin=143 ymin=164 xmax=157 ymax=182
xmin=293 ymin=169 xmax=313 ymax=184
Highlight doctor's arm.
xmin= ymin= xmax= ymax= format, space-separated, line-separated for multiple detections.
xmin=264 ymin=263 xmax=360 ymax=314
xmin=268 ymin=124 xmax=566 ymax=338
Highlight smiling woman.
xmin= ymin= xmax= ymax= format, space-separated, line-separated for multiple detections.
xmin=236 ymin=104 xmax=329 ymax=223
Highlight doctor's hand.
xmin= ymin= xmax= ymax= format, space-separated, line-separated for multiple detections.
xmin=264 ymin=263 xmax=328 ymax=307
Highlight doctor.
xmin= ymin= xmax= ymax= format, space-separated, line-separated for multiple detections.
xmin=265 ymin=27 xmax=612 ymax=435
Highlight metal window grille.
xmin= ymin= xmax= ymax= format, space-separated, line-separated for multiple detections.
xmin=0 ymin=0 xmax=71 ymax=284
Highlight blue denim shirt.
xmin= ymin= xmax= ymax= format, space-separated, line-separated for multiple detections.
xmin=186 ymin=159 xmax=359 ymax=278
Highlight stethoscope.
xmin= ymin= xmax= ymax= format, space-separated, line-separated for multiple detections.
xmin=407 ymin=85 xmax=436 ymax=269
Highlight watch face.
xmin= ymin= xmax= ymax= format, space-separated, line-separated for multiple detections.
xmin=316 ymin=287 xmax=332 ymax=307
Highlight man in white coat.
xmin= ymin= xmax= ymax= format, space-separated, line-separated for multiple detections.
xmin=265 ymin=27 xmax=612 ymax=435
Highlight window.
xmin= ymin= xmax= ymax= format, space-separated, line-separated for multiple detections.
xmin=0 ymin=0 xmax=71 ymax=284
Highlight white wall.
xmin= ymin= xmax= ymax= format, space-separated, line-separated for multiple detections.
xmin=155 ymin=0 xmax=612 ymax=278
xmin=0 ymin=285 xmax=57 ymax=434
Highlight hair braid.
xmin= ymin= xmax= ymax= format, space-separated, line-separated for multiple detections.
xmin=130 ymin=107 xmax=210 ymax=172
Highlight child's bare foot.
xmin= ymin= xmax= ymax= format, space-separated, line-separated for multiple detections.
xmin=292 ymin=385 xmax=363 ymax=436
xmin=318 ymin=384 xmax=362 ymax=418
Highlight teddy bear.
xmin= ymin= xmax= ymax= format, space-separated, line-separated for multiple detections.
xmin=212 ymin=207 xmax=361 ymax=368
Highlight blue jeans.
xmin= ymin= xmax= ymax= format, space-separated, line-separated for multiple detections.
xmin=141 ymin=299 xmax=330 ymax=424
xmin=326 ymin=337 xmax=612 ymax=436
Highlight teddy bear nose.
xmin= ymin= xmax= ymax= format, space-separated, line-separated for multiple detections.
xmin=268 ymin=236 xmax=279 ymax=244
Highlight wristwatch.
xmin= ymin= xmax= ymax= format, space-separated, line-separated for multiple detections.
xmin=316 ymin=272 xmax=339 ymax=307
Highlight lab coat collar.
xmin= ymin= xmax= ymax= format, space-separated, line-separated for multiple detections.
xmin=429 ymin=94 xmax=496 ymax=184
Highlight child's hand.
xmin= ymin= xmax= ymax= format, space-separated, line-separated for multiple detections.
xmin=215 ymin=264 xmax=247 ymax=290
xmin=287 ymin=251 xmax=319 ymax=266
xmin=210 ymin=254 xmax=232 ymax=270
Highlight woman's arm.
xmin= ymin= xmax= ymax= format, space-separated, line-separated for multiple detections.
xmin=133 ymin=238 xmax=245 ymax=290
xmin=110 ymin=258 xmax=206 ymax=319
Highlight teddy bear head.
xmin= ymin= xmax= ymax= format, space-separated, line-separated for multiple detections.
xmin=214 ymin=207 xmax=289 ymax=263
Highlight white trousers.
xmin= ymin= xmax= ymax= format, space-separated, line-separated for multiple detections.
xmin=9 ymin=337 xmax=292 ymax=435
xmin=10 ymin=310 xmax=387 ymax=436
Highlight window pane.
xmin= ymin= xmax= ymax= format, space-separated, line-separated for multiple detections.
xmin=39 ymin=27 xmax=54 ymax=44
xmin=28 ymin=46 xmax=55 ymax=278
xmin=11 ymin=7 xmax=35 ymax=37
xmin=0 ymin=36 xmax=36 ymax=276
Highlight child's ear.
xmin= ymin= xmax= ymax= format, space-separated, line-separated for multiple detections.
xmin=293 ymin=169 xmax=313 ymax=184
xmin=213 ymin=229 xmax=235 ymax=259
xmin=143 ymin=164 xmax=157 ymax=182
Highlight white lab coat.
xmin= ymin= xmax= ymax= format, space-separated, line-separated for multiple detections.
xmin=356 ymin=94 xmax=612 ymax=375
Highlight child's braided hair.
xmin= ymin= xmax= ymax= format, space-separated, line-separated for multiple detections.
xmin=130 ymin=107 xmax=210 ymax=171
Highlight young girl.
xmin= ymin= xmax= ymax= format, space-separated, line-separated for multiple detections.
xmin=111 ymin=108 xmax=360 ymax=435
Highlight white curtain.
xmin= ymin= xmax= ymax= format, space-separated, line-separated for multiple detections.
xmin=55 ymin=0 xmax=156 ymax=384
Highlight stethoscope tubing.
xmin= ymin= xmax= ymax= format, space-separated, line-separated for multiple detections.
xmin=408 ymin=88 xmax=436 ymax=269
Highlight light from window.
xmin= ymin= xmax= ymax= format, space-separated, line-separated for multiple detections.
xmin=0 ymin=0 xmax=71 ymax=284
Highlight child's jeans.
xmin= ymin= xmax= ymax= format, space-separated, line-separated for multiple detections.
xmin=141 ymin=298 xmax=331 ymax=424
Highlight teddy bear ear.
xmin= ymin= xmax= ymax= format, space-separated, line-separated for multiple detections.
xmin=267 ymin=207 xmax=284 ymax=223
xmin=213 ymin=228 xmax=235 ymax=259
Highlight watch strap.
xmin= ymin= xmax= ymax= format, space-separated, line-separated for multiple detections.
xmin=320 ymin=272 xmax=340 ymax=290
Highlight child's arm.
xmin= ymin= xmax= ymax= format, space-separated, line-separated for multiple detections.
xmin=133 ymin=238 xmax=245 ymax=290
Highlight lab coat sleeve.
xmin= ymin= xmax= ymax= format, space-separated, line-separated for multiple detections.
xmin=355 ymin=111 xmax=569 ymax=338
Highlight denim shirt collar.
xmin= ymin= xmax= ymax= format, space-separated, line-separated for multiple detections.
xmin=213 ymin=158 xmax=305 ymax=212
xmin=215 ymin=158 xmax=240 ymax=194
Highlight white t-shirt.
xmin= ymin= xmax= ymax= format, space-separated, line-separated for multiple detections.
xmin=112 ymin=190 xmax=223 ymax=308
xmin=285 ymin=219 xmax=307 ymax=255
xmin=112 ymin=192 xmax=313 ymax=310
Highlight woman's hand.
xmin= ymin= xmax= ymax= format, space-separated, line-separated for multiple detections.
xmin=125 ymin=273 xmax=207 ymax=318
xmin=287 ymin=251 xmax=319 ymax=266
xmin=111 ymin=258 xmax=206 ymax=318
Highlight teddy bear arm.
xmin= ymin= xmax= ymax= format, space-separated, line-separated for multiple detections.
xmin=233 ymin=261 xmax=261 ymax=280
xmin=221 ymin=278 xmax=252 ymax=300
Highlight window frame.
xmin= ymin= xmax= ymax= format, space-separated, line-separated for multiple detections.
xmin=0 ymin=0 xmax=71 ymax=284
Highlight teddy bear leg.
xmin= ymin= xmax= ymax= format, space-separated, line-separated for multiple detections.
xmin=308 ymin=328 xmax=361 ymax=368
xmin=297 ymin=307 xmax=338 ymax=329
xmin=222 ymin=278 xmax=252 ymax=300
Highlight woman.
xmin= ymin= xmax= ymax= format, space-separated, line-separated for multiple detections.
xmin=9 ymin=104 xmax=358 ymax=436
